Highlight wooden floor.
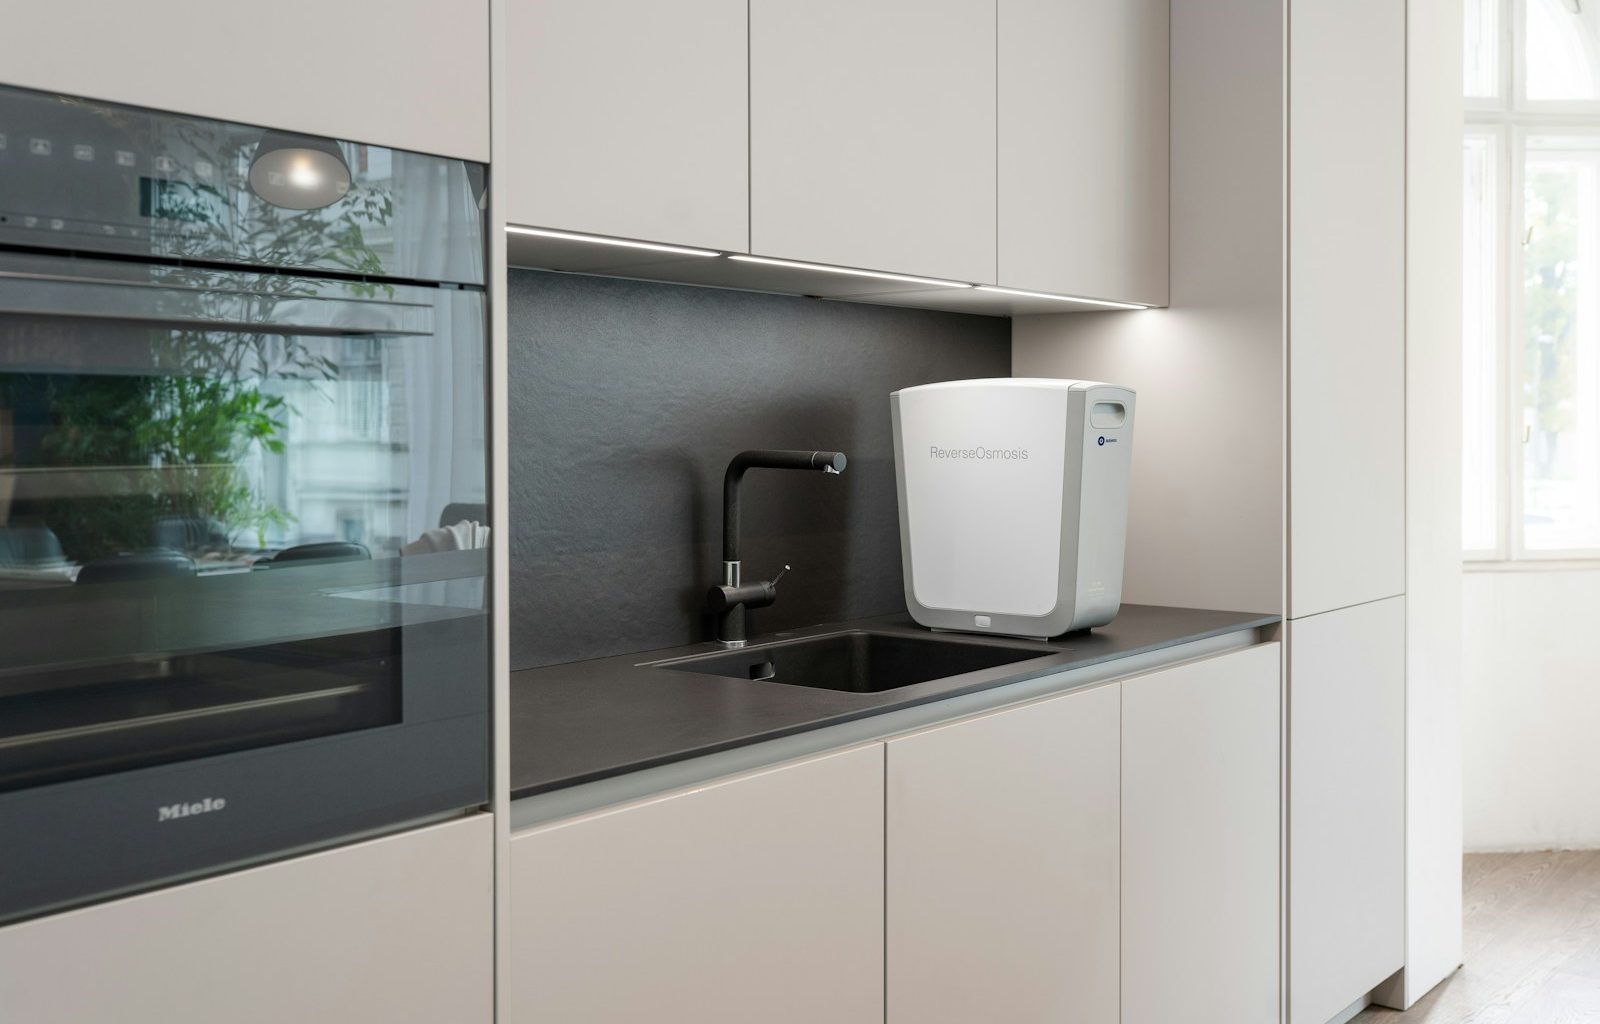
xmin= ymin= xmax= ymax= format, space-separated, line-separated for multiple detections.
xmin=1353 ymin=851 xmax=1600 ymax=1024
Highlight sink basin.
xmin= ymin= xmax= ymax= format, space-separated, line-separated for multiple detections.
xmin=654 ymin=630 xmax=1057 ymax=693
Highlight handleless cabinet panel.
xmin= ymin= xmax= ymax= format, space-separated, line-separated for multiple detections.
xmin=507 ymin=745 xmax=885 ymax=1024
xmin=750 ymin=0 xmax=997 ymax=284
xmin=1122 ymin=643 xmax=1282 ymax=1024
xmin=1287 ymin=0 xmax=1406 ymax=617
xmin=1289 ymin=598 xmax=1406 ymax=1024
xmin=0 ymin=816 xmax=494 ymax=1024
xmin=999 ymin=0 xmax=1169 ymax=305
xmin=2 ymin=1 xmax=489 ymax=160
xmin=504 ymin=0 xmax=749 ymax=252
xmin=885 ymin=682 xmax=1120 ymax=1024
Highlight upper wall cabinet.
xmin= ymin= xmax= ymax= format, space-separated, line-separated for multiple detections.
xmin=2 ymin=1 xmax=489 ymax=160
xmin=750 ymin=0 xmax=998 ymax=285
xmin=1287 ymin=0 xmax=1406 ymax=617
xmin=504 ymin=0 xmax=749 ymax=252
xmin=999 ymin=0 xmax=1168 ymax=305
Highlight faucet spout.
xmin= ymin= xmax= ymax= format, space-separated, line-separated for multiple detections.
xmin=722 ymin=450 xmax=847 ymax=563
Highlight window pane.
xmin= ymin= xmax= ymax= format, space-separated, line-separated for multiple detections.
xmin=1465 ymin=0 xmax=1498 ymax=97
xmin=1526 ymin=0 xmax=1600 ymax=101
xmin=1464 ymin=135 xmax=1499 ymax=551
xmin=1522 ymin=139 xmax=1600 ymax=551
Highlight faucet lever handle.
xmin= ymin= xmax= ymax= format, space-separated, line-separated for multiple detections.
xmin=770 ymin=564 xmax=792 ymax=588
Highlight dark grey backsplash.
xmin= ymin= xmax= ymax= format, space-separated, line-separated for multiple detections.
xmin=508 ymin=271 xmax=1010 ymax=669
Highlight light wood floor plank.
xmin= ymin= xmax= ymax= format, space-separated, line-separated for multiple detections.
xmin=1350 ymin=852 xmax=1600 ymax=1024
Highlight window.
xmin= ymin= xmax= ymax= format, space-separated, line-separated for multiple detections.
xmin=1464 ymin=0 xmax=1600 ymax=561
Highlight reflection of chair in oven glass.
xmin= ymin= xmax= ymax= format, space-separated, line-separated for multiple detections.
xmin=75 ymin=548 xmax=196 ymax=584
xmin=0 ymin=524 xmax=66 ymax=567
xmin=438 ymin=502 xmax=487 ymax=529
xmin=265 ymin=541 xmax=371 ymax=567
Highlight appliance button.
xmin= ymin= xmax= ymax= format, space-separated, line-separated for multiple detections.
xmin=22 ymin=216 xmax=37 ymax=228
xmin=115 ymin=150 xmax=136 ymax=168
xmin=194 ymin=160 xmax=213 ymax=179
xmin=974 ymin=614 xmax=992 ymax=628
xmin=49 ymin=218 xmax=64 ymax=231
xmin=153 ymin=155 xmax=177 ymax=173
xmin=28 ymin=138 xmax=51 ymax=156
xmin=73 ymin=144 xmax=94 ymax=162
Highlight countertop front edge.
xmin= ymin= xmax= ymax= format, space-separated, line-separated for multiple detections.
xmin=509 ymin=623 xmax=1275 ymax=834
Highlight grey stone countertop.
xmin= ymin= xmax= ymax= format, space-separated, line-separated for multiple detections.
xmin=509 ymin=604 xmax=1280 ymax=800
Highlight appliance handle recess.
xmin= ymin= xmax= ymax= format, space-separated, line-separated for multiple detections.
xmin=0 ymin=267 xmax=434 ymax=337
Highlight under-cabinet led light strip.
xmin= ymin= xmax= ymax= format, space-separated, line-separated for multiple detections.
xmin=725 ymin=254 xmax=970 ymax=289
xmin=504 ymin=226 xmax=1153 ymax=308
xmin=973 ymin=285 xmax=1149 ymax=310
xmin=504 ymin=225 xmax=721 ymax=258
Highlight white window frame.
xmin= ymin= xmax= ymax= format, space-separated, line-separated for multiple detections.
xmin=1467 ymin=0 xmax=1600 ymax=567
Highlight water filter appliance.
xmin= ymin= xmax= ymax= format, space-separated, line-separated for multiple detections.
xmin=891 ymin=378 xmax=1136 ymax=638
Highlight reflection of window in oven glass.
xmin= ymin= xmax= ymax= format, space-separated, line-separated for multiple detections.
xmin=337 ymin=509 xmax=365 ymax=543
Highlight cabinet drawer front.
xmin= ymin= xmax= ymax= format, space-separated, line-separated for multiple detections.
xmin=1122 ymin=643 xmax=1281 ymax=1024
xmin=887 ymin=683 xmax=1120 ymax=1024
xmin=508 ymin=745 xmax=884 ymax=1024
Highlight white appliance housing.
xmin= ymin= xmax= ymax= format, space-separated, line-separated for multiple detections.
xmin=891 ymin=378 xmax=1136 ymax=638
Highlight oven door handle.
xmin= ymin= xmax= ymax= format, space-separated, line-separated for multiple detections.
xmin=0 ymin=267 xmax=435 ymax=336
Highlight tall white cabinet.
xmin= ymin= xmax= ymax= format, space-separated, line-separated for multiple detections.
xmin=1286 ymin=0 xmax=1408 ymax=620
xmin=1011 ymin=0 xmax=1455 ymax=1020
xmin=1288 ymin=598 xmax=1407 ymax=1024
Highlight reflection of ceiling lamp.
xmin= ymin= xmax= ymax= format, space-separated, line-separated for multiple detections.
xmin=247 ymin=131 xmax=352 ymax=210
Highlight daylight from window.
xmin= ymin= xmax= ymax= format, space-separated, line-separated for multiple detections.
xmin=1464 ymin=0 xmax=1600 ymax=559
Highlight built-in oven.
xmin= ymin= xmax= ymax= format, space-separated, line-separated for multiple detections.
xmin=0 ymin=85 xmax=490 ymax=924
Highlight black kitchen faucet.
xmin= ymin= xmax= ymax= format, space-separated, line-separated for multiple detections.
xmin=706 ymin=449 xmax=847 ymax=647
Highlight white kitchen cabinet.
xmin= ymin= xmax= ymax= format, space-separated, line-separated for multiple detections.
xmin=507 ymin=745 xmax=884 ymax=1024
xmin=503 ymin=0 xmax=749 ymax=252
xmin=749 ymin=0 xmax=997 ymax=284
xmin=1122 ymin=643 xmax=1282 ymax=1024
xmin=0 ymin=815 xmax=494 ymax=1024
xmin=1287 ymin=0 xmax=1406 ymax=618
xmin=885 ymin=683 xmax=1120 ymax=1024
xmin=3 ymin=2 xmax=489 ymax=160
xmin=1289 ymin=598 xmax=1406 ymax=1024
xmin=998 ymin=0 xmax=1168 ymax=305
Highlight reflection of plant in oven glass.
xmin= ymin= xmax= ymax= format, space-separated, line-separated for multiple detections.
xmin=35 ymin=372 xmax=291 ymax=558
xmin=22 ymin=326 xmax=349 ymax=560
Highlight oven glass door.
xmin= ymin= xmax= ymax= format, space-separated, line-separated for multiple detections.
xmin=0 ymin=253 xmax=488 ymax=815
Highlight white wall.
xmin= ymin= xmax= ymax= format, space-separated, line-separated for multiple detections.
xmin=1464 ymin=570 xmax=1600 ymax=851
xmin=1012 ymin=0 xmax=1284 ymax=615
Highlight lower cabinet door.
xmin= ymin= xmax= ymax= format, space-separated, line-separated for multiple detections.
xmin=1122 ymin=643 xmax=1282 ymax=1024
xmin=1289 ymin=599 xmax=1405 ymax=1023
xmin=885 ymin=682 xmax=1121 ymax=1024
xmin=507 ymin=744 xmax=885 ymax=1024
xmin=0 ymin=815 xmax=494 ymax=1024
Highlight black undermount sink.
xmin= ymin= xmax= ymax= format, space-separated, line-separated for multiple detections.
xmin=655 ymin=630 xmax=1057 ymax=694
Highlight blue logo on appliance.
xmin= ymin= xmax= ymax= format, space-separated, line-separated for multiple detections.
xmin=1097 ymin=435 xmax=1118 ymax=447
